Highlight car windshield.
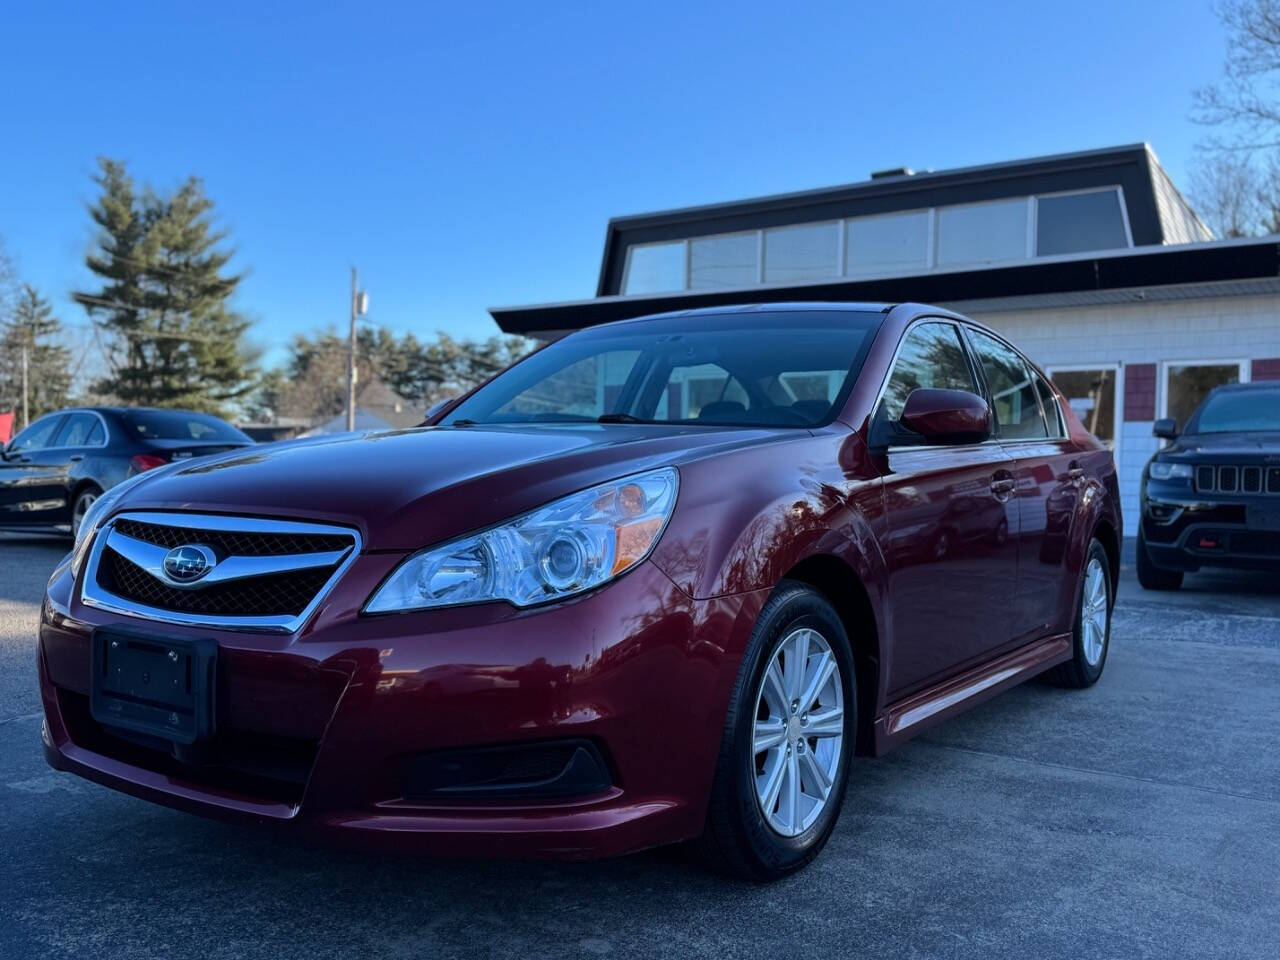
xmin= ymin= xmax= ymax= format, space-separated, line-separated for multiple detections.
xmin=121 ymin=409 xmax=249 ymax=442
xmin=441 ymin=311 xmax=882 ymax=428
xmin=1189 ymin=388 xmax=1280 ymax=433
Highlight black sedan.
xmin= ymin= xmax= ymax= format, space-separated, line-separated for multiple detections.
xmin=1137 ymin=381 xmax=1280 ymax=589
xmin=0 ymin=407 xmax=253 ymax=537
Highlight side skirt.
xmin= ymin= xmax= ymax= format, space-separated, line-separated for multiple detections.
xmin=872 ymin=633 xmax=1071 ymax=756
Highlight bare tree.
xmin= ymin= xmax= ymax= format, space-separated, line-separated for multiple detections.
xmin=1189 ymin=151 xmax=1264 ymax=237
xmin=1194 ymin=0 xmax=1280 ymax=148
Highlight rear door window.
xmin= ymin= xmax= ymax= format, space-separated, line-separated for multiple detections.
xmin=54 ymin=413 xmax=101 ymax=447
xmin=966 ymin=329 xmax=1049 ymax=440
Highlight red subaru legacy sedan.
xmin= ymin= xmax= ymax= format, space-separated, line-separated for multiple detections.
xmin=39 ymin=303 xmax=1121 ymax=880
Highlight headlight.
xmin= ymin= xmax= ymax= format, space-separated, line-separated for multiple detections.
xmin=1148 ymin=461 xmax=1193 ymax=481
xmin=365 ymin=467 xmax=679 ymax=613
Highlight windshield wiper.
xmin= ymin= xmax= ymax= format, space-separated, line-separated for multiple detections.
xmin=596 ymin=413 xmax=651 ymax=424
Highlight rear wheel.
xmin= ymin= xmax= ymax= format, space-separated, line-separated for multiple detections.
xmin=1136 ymin=530 xmax=1183 ymax=591
xmin=70 ymin=486 xmax=102 ymax=539
xmin=697 ymin=581 xmax=855 ymax=881
xmin=1044 ymin=538 xmax=1112 ymax=688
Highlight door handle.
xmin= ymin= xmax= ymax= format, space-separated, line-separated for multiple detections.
xmin=69 ymin=455 xmax=84 ymax=462
xmin=1066 ymin=460 xmax=1084 ymax=481
xmin=990 ymin=475 xmax=1017 ymax=499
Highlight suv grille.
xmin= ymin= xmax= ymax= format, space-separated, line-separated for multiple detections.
xmin=82 ymin=512 xmax=360 ymax=631
xmin=1194 ymin=464 xmax=1280 ymax=495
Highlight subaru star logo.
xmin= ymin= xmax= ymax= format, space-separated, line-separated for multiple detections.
xmin=162 ymin=544 xmax=217 ymax=584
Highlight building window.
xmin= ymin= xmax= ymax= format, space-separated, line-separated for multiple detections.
xmin=935 ymin=198 xmax=1030 ymax=267
xmin=623 ymin=241 xmax=685 ymax=295
xmin=689 ymin=232 xmax=758 ymax=290
xmin=763 ymin=222 xmax=839 ymax=284
xmin=618 ymin=184 xmax=1135 ymax=294
xmin=1050 ymin=366 xmax=1117 ymax=450
xmin=845 ymin=210 xmax=930 ymax=278
xmin=1164 ymin=362 xmax=1244 ymax=428
xmin=1036 ymin=189 xmax=1129 ymax=256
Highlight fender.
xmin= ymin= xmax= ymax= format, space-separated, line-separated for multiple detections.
xmin=649 ymin=426 xmax=892 ymax=697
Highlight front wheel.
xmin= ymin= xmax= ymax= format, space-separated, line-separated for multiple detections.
xmin=697 ymin=581 xmax=855 ymax=881
xmin=1044 ymin=538 xmax=1112 ymax=688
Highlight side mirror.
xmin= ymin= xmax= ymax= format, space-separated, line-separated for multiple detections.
xmin=901 ymin=389 xmax=992 ymax=445
xmin=1153 ymin=418 xmax=1178 ymax=440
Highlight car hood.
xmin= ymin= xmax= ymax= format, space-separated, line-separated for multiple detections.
xmin=1165 ymin=431 xmax=1280 ymax=457
xmin=110 ymin=423 xmax=804 ymax=551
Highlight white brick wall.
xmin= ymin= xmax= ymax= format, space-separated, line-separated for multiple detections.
xmin=1119 ymin=422 xmax=1160 ymax=521
xmin=966 ymin=292 xmax=1280 ymax=529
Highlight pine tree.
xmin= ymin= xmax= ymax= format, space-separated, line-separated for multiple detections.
xmin=74 ymin=157 xmax=257 ymax=414
xmin=0 ymin=285 xmax=72 ymax=423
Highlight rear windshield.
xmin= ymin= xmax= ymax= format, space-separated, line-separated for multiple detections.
xmin=1189 ymin=388 xmax=1280 ymax=433
xmin=442 ymin=311 xmax=882 ymax=428
xmin=121 ymin=410 xmax=249 ymax=442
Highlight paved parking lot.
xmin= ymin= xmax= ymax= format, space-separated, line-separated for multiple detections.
xmin=1 ymin=533 xmax=1277 ymax=960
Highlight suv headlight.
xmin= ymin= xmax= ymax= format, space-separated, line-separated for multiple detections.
xmin=365 ymin=467 xmax=679 ymax=613
xmin=1148 ymin=461 xmax=1192 ymax=481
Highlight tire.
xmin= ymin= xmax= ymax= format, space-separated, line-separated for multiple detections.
xmin=70 ymin=485 xmax=102 ymax=539
xmin=1136 ymin=530 xmax=1183 ymax=591
xmin=1044 ymin=538 xmax=1113 ymax=689
xmin=696 ymin=580 xmax=856 ymax=881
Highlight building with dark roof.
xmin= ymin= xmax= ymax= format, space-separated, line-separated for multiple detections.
xmin=490 ymin=143 xmax=1280 ymax=521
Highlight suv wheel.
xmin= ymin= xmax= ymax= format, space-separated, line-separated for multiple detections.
xmin=697 ymin=581 xmax=855 ymax=881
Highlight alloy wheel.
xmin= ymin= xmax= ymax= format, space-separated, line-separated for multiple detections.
xmin=72 ymin=491 xmax=98 ymax=538
xmin=751 ymin=627 xmax=845 ymax=837
xmin=1081 ymin=557 xmax=1108 ymax=665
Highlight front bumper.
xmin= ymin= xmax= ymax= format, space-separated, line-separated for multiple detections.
xmin=39 ymin=552 xmax=764 ymax=859
xmin=1140 ymin=488 xmax=1280 ymax=572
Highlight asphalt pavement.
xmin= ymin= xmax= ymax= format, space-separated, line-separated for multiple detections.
xmin=1 ymin=532 xmax=1277 ymax=960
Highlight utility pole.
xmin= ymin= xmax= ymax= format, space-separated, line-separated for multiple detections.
xmin=20 ymin=335 xmax=29 ymax=430
xmin=345 ymin=268 xmax=369 ymax=432
xmin=346 ymin=267 xmax=357 ymax=432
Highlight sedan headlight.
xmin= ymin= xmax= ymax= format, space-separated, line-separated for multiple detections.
xmin=365 ymin=467 xmax=679 ymax=613
xmin=1148 ymin=461 xmax=1193 ymax=481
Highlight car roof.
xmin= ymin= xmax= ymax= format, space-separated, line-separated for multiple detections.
xmin=1207 ymin=380 xmax=1279 ymax=392
xmin=50 ymin=406 xmax=228 ymax=417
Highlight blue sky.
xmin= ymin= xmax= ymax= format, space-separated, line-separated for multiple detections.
xmin=0 ymin=0 xmax=1226 ymax=367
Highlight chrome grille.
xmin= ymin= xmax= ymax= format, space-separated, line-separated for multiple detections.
xmin=81 ymin=512 xmax=360 ymax=632
xmin=113 ymin=517 xmax=351 ymax=556
xmin=1194 ymin=463 xmax=1280 ymax=495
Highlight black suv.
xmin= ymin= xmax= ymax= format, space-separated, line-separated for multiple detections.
xmin=1137 ymin=381 xmax=1280 ymax=589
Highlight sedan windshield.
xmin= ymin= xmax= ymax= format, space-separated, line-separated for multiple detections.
xmin=1189 ymin=388 xmax=1280 ymax=433
xmin=442 ymin=310 xmax=882 ymax=428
